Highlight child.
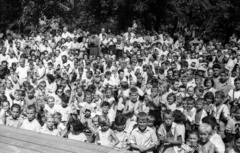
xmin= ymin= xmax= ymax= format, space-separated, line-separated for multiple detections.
xmin=40 ymin=115 xmax=60 ymax=136
xmin=123 ymin=87 xmax=139 ymax=121
xmin=68 ymin=120 xmax=87 ymax=142
xmin=213 ymin=91 xmax=230 ymax=138
xmin=6 ymin=103 xmax=22 ymax=128
xmin=166 ymin=93 xmax=177 ymax=112
xmin=228 ymin=133 xmax=240 ymax=153
xmin=198 ymin=123 xmax=215 ymax=153
xmin=44 ymin=96 xmax=58 ymax=115
xmin=12 ymin=89 xmax=24 ymax=107
xmin=129 ymin=112 xmax=158 ymax=153
xmin=56 ymin=94 xmax=72 ymax=124
xmin=95 ymin=115 xmax=119 ymax=147
xmin=181 ymin=131 xmax=199 ymax=153
xmin=203 ymin=92 xmax=215 ymax=115
xmin=147 ymin=115 xmax=156 ymax=132
xmin=53 ymin=112 xmax=66 ymax=135
xmin=195 ymin=98 xmax=208 ymax=128
xmin=114 ymin=114 xmax=130 ymax=150
xmin=158 ymin=110 xmax=183 ymax=153
xmin=1 ymin=101 xmax=11 ymax=124
xmin=20 ymin=105 xmax=42 ymax=132
xmin=184 ymin=97 xmax=196 ymax=132
xmin=194 ymin=86 xmax=204 ymax=100
xmin=90 ymin=115 xmax=100 ymax=135
xmin=134 ymin=94 xmax=150 ymax=115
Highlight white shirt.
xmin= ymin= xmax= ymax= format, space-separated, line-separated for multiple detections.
xmin=210 ymin=133 xmax=225 ymax=153
xmin=20 ymin=119 xmax=41 ymax=132
xmin=16 ymin=66 xmax=28 ymax=79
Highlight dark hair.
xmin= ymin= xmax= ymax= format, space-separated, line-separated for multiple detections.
xmin=173 ymin=110 xmax=186 ymax=124
xmin=202 ymin=116 xmax=217 ymax=129
xmin=204 ymin=77 xmax=214 ymax=87
xmin=102 ymin=101 xmax=110 ymax=107
xmin=11 ymin=103 xmax=21 ymax=111
xmin=46 ymin=74 xmax=55 ymax=83
xmin=115 ymin=114 xmax=127 ymax=126
xmin=212 ymin=64 xmax=221 ymax=69
xmin=71 ymin=120 xmax=84 ymax=133
xmin=27 ymin=105 xmax=37 ymax=113
xmin=204 ymin=92 xmax=214 ymax=102
xmin=215 ymin=90 xmax=225 ymax=99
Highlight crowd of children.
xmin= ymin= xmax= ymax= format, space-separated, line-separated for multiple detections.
xmin=1 ymin=26 xmax=240 ymax=153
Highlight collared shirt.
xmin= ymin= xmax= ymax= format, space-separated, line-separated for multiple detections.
xmin=114 ymin=130 xmax=129 ymax=149
xmin=6 ymin=116 xmax=23 ymax=128
xmin=129 ymin=127 xmax=158 ymax=153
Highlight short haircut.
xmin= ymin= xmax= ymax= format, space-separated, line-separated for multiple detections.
xmin=11 ymin=103 xmax=21 ymax=111
xmin=47 ymin=96 xmax=55 ymax=102
xmin=215 ymin=90 xmax=225 ymax=99
xmin=71 ymin=120 xmax=84 ymax=132
xmin=61 ymin=94 xmax=69 ymax=103
xmin=27 ymin=105 xmax=37 ymax=113
xmin=194 ymin=86 xmax=204 ymax=93
xmin=102 ymin=101 xmax=110 ymax=107
xmin=2 ymin=101 xmax=10 ymax=106
xmin=115 ymin=114 xmax=127 ymax=126
xmin=129 ymin=87 xmax=138 ymax=94
xmin=54 ymin=112 xmax=62 ymax=118
xmin=187 ymin=97 xmax=195 ymax=103
xmin=147 ymin=115 xmax=155 ymax=122
xmin=163 ymin=109 xmax=173 ymax=118
xmin=137 ymin=112 xmax=148 ymax=121
xmin=167 ymin=93 xmax=176 ymax=101
xmin=199 ymin=123 xmax=212 ymax=134
xmin=196 ymin=98 xmax=205 ymax=104
xmin=202 ymin=116 xmax=217 ymax=129
xmin=99 ymin=115 xmax=110 ymax=126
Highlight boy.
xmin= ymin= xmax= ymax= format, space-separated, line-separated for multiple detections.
xmin=114 ymin=114 xmax=130 ymax=150
xmin=6 ymin=103 xmax=22 ymax=128
xmin=214 ymin=91 xmax=230 ymax=138
xmin=20 ymin=105 xmax=41 ymax=132
xmin=194 ymin=98 xmax=207 ymax=128
xmin=129 ymin=112 xmax=158 ymax=153
xmin=40 ymin=115 xmax=60 ymax=136
xmin=56 ymin=95 xmax=72 ymax=124
xmin=198 ymin=124 xmax=215 ymax=153
xmin=148 ymin=86 xmax=161 ymax=126
xmin=158 ymin=110 xmax=183 ymax=153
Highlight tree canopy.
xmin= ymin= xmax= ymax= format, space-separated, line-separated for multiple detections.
xmin=1 ymin=0 xmax=240 ymax=41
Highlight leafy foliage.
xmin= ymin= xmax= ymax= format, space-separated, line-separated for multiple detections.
xmin=0 ymin=0 xmax=240 ymax=41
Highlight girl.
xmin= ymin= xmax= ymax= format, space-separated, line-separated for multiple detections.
xmin=95 ymin=116 xmax=119 ymax=147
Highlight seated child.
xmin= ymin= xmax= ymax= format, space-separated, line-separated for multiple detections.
xmin=134 ymin=94 xmax=150 ymax=115
xmin=114 ymin=114 xmax=130 ymax=150
xmin=158 ymin=110 xmax=183 ymax=153
xmin=166 ymin=93 xmax=177 ymax=112
xmin=198 ymin=123 xmax=215 ymax=153
xmin=20 ymin=105 xmax=42 ymax=132
xmin=95 ymin=115 xmax=119 ymax=147
xmin=44 ymin=96 xmax=58 ymax=115
xmin=68 ymin=120 xmax=87 ymax=142
xmin=129 ymin=112 xmax=158 ymax=153
xmin=195 ymin=98 xmax=207 ymax=127
xmin=147 ymin=115 xmax=156 ymax=133
xmin=40 ymin=114 xmax=60 ymax=136
xmin=181 ymin=131 xmax=199 ymax=153
xmin=6 ymin=104 xmax=23 ymax=128
xmin=56 ymin=95 xmax=72 ymax=124
xmin=53 ymin=112 xmax=66 ymax=135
